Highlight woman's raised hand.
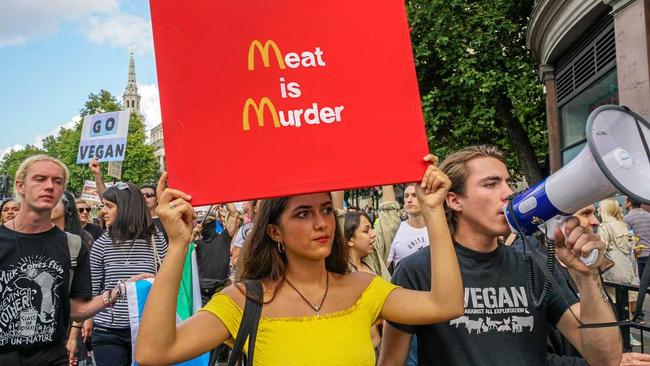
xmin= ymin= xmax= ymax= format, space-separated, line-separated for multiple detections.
xmin=156 ymin=172 xmax=196 ymax=248
xmin=415 ymin=154 xmax=451 ymax=211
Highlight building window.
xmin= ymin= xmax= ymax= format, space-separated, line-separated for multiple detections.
xmin=559 ymin=70 xmax=618 ymax=164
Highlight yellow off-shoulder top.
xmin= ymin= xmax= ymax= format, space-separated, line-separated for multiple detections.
xmin=201 ymin=276 xmax=397 ymax=365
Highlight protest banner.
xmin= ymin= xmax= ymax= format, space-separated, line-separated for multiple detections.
xmin=77 ymin=110 xmax=130 ymax=164
xmin=150 ymin=1 xmax=429 ymax=205
xmin=107 ymin=160 xmax=123 ymax=180
xmin=81 ymin=180 xmax=114 ymax=203
xmin=80 ymin=180 xmax=101 ymax=203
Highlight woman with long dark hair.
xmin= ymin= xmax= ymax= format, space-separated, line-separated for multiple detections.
xmin=344 ymin=211 xmax=377 ymax=274
xmin=0 ymin=198 xmax=20 ymax=224
xmin=344 ymin=210 xmax=383 ymax=353
xmin=135 ymin=156 xmax=463 ymax=365
xmin=90 ymin=182 xmax=167 ymax=366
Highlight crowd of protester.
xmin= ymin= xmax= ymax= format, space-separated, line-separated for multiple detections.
xmin=2 ymin=146 xmax=650 ymax=365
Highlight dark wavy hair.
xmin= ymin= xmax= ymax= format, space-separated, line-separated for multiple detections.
xmin=0 ymin=198 xmax=18 ymax=223
xmin=102 ymin=182 xmax=156 ymax=244
xmin=343 ymin=211 xmax=372 ymax=243
xmin=239 ymin=194 xmax=348 ymax=281
xmin=61 ymin=191 xmax=82 ymax=235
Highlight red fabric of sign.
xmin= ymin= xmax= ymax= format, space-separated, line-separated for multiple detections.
xmin=150 ymin=0 xmax=429 ymax=205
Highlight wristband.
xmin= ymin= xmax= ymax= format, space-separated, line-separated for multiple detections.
xmin=71 ymin=325 xmax=82 ymax=329
xmin=101 ymin=290 xmax=113 ymax=308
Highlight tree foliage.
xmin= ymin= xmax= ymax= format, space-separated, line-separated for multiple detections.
xmin=0 ymin=145 xmax=47 ymax=184
xmin=407 ymin=0 xmax=548 ymax=183
xmin=0 ymin=90 xmax=159 ymax=195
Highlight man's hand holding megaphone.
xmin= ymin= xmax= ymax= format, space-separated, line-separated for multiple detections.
xmin=554 ymin=216 xmax=605 ymax=273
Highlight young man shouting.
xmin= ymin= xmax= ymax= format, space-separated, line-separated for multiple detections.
xmin=380 ymin=145 xmax=621 ymax=366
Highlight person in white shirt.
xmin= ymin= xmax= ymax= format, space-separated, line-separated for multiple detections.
xmin=387 ymin=184 xmax=429 ymax=273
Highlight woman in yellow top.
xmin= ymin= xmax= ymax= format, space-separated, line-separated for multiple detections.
xmin=135 ymin=155 xmax=464 ymax=366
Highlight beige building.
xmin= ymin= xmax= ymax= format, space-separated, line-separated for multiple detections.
xmin=150 ymin=123 xmax=165 ymax=172
xmin=528 ymin=0 xmax=650 ymax=171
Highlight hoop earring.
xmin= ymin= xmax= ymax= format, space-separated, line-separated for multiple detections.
xmin=277 ymin=241 xmax=285 ymax=253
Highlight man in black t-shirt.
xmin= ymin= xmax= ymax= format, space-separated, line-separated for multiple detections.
xmin=195 ymin=216 xmax=233 ymax=305
xmin=0 ymin=155 xmax=124 ymax=366
xmin=379 ymin=146 xmax=622 ymax=366
xmin=75 ymin=198 xmax=103 ymax=241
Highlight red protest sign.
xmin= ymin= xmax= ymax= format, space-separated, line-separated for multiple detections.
xmin=150 ymin=0 xmax=429 ymax=205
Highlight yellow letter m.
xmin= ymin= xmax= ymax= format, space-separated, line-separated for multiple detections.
xmin=248 ymin=40 xmax=286 ymax=71
xmin=242 ymin=97 xmax=281 ymax=131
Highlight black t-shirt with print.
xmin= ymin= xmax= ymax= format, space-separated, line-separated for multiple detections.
xmin=390 ymin=243 xmax=578 ymax=366
xmin=195 ymin=227 xmax=232 ymax=289
xmin=0 ymin=225 xmax=92 ymax=354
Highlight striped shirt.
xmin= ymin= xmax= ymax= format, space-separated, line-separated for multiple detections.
xmin=90 ymin=231 xmax=167 ymax=328
xmin=625 ymin=208 xmax=650 ymax=257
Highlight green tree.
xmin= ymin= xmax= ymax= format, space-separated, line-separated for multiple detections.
xmin=79 ymin=89 xmax=122 ymax=116
xmin=0 ymin=145 xmax=48 ymax=195
xmin=45 ymin=90 xmax=160 ymax=193
xmin=407 ymin=0 xmax=547 ymax=183
xmin=1 ymin=90 xmax=159 ymax=195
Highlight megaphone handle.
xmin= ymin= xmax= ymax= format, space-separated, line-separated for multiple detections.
xmin=543 ymin=215 xmax=599 ymax=266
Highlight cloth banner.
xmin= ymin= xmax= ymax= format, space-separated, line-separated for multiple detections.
xmin=127 ymin=246 xmax=209 ymax=366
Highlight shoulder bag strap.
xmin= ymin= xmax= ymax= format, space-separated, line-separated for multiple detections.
xmin=151 ymin=235 xmax=161 ymax=273
xmin=66 ymin=232 xmax=82 ymax=294
xmin=227 ymin=280 xmax=263 ymax=366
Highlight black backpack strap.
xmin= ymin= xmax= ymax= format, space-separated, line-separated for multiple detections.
xmin=227 ymin=280 xmax=263 ymax=366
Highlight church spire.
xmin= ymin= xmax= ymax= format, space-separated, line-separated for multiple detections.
xmin=123 ymin=47 xmax=141 ymax=115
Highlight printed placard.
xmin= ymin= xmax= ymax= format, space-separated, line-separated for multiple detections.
xmin=150 ymin=0 xmax=429 ymax=204
xmin=80 ymin=180 xmax=114 ymax=203
xmin=107 ymin=161 xmax=123 ymax=180
xmin=77 ymin=110 xmax=130 ymax=164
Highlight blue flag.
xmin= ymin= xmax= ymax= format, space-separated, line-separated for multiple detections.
xmin=127 ymin=246 xmax=209 ymax=366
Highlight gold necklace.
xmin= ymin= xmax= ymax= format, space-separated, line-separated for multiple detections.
xmin=285 ymin=273 xmax=330 ymax=318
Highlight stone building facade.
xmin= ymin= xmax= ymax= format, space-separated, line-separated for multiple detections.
xmin=528 ymin=0 xmax=650 ymax=171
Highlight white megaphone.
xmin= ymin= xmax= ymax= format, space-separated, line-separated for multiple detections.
xmin=504 ymin=105 xmax=650 ymax=266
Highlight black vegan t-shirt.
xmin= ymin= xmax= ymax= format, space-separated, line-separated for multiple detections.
xmin=0 ymin=225 xmax=92 ymax=355
xmin=390 ymin=243 xmax=578 ymax=366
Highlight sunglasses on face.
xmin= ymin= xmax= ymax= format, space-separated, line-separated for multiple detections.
xmin=142 ymin=192 xmax=156 ymax=198
xmin=78 ymin=208 xmax=92 ymax=213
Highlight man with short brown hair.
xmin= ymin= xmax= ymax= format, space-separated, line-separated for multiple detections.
xmin=380 ymin=145 xmax=621 ymax=366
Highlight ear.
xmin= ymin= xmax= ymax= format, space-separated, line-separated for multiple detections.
xmin=14 ymin=179 xmax=25 ymax=197
xmin=446 ymin=191 xmax=463 ymax=214
xmin=347 ymin=239 xmax=355 ymax=247
xmin=266 ymin=224 xmax=283 ymax=243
